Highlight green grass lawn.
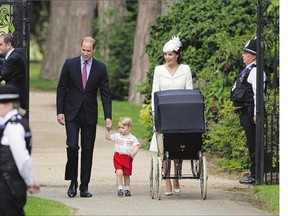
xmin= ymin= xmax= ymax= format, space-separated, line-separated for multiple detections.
xmin=30 ymin=62 xmax=58 ymax=90
xmin=25 ymin=196 xmax=74 ymax=216
xmin=252 ymin=185 xmax=279 ymax=214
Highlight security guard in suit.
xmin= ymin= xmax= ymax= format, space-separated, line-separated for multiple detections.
xmin=231 ymin=38 xmax=266 ymax=185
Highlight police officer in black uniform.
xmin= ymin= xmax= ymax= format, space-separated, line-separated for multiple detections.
xmin=0 ymin=84 xmax=40 ymax=216
xmin=231 ymin=38 xmax=266 ymax=185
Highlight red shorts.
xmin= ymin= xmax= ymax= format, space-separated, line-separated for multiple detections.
xmin=113 ymin=152 xmax=133 ymax=176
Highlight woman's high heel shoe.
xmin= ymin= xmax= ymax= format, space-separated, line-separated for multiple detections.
xmin=165 ymin=191 xmax=173 ymax=196
xmin=174 ymin=188 xmax=181 ymax=194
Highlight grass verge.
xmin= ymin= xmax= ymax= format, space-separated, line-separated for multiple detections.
xmin=30 ymin=61 xmax=58 ymax=90
xmin=252 ymin=185 xmax=279 ymax=214
xmin=25 ymin=196 xmax=74 ymax=216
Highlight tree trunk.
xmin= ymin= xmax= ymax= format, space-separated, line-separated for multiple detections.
xmin=40 ymin=0 xmax=97 ymax=81
xmin=97 ymin=0 xmax=127 ymax=59
xmin=128 ymin=0 xmax=161 ymax=104
xmin=161 ymin=0 xmax=180 ymax=15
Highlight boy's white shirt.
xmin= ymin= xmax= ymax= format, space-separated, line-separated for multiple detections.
xmin=110 ymin=133 xmax=139 ymax=155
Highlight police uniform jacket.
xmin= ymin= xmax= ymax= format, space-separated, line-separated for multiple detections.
xmin=231 ymin=61 xmax=266 ymax=115
xmin=0 ymin=109 xmax=33 ymax=186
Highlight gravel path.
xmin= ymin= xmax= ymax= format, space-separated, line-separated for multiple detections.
xmin=29 ymin=90 xmax=275 ymax=216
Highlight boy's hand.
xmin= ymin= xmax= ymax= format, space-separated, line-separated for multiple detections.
xmin=106 ymin=118 xmax=112 ymax=130
xmin=130 ymin=153 xmax=136 ymax=158
xmin=57 ymin=114 xmax=65 ymax=125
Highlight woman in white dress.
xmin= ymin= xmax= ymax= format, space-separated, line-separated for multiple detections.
xmin=150 ymin=35 xmax=193 ymax=195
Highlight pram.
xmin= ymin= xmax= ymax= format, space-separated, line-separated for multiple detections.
xmin=149 ymin=89 xmax=208 ymax=200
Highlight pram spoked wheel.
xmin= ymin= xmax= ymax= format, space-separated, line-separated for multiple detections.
xmin=155 ymin=157 xmax=162 ymax=200
xmin=149 ymin=154 xmax=157 ymax=199
xmin=149 ymin=154 xmax=163 ymax=200
xmin=199 ymin=152 xmax=207 ymax=200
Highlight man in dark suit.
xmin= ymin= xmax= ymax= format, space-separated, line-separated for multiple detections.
xmin=57 ymin=36 xmax=112 ymax=198
xmin=0 ymin=34 xmax=28 ymax=112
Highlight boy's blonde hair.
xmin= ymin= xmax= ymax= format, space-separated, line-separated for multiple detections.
xmin=119 ymin=117 xmax=132 ymax=127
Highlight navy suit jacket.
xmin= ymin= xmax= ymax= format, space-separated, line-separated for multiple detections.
xmin=56 ymin=56 xmax=112 ymax=125
xmin=0 ymin=49 xmax=27 ymax=109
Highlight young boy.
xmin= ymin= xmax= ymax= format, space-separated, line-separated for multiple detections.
xmin=105 ymin=117 xmax=140 ymax=197
xmin=0 ymin=84 xmax=40 ymax=215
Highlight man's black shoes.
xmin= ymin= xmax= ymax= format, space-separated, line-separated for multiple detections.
xmin=67 ymin=181 xmax=78 ymax=198
xmin=80 ymin=189 xmax=92 ymax=198
xmin=239 ymin=176 xmax=255 ymax=185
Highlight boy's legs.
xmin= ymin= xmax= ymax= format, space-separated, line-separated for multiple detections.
xmin=124 ymin=175 xmax=130 ymax=187
xmin=114 ymin=153 xmax=125 ymax=195
xmin=116 ymin=169 xmax=124 ymax=187
xmin=114 ymin=153 xmax=133 ymax=196
xmin=116 ymin=169 xmax=125 ymax=196
xmin=124 ymin=175 xmax=131 ymax=196
xmin=123 ymin=157 xmax=133 ymax=196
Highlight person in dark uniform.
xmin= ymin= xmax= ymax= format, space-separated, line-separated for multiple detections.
xmin=0 ymin=84 xmax=40 ymax=216
xmin=0 ymin=57 xmax=4 ymax=71
xmin=231 ymin=38 xmax=266 ymax=184
xmin=57 ymin=36 xmax=112 ymax=198
xmin=0 ymin=34 xmax=28 ymax=113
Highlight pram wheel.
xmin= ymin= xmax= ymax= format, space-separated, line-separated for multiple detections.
xmin=149 ymin=154 xmax=157 ymax=199
xmin=156 ymin=157 xmax=162 ymax=200
xmin=199 ymin=154 xmax=207 ymax=200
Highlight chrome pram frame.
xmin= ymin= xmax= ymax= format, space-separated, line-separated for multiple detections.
xmin=149 ymin=89 xmax=208 ymax=200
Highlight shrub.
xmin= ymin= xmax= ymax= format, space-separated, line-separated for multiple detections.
xmin=204 ymin=101 xmax=248 ymax=171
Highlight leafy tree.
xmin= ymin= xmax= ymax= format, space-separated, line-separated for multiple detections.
xmin=30 ymin=1 xmax=50 ymax=55
xmin=93 ymin=1 xmax=137 ymax=100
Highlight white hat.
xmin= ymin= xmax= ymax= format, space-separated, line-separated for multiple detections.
xmin=163 ymin=33 xmax=182 ymax=53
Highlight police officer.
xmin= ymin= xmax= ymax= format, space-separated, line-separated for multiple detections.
xmin=0 ymin=84 xmax=40 ymax=216
xmin=231 ymin=38 xmax=266 ymax=185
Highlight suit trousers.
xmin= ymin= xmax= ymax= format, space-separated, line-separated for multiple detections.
xmin=239 ymin=107 xmax=256 ymax=178
xmin=64 ymin=106 xmax=96 ymax=190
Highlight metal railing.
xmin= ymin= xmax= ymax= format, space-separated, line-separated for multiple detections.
xmin=256 ymin=0 xmax=279 ymax=185
xmin=0 ymin=0 xmax=30 ymax=120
